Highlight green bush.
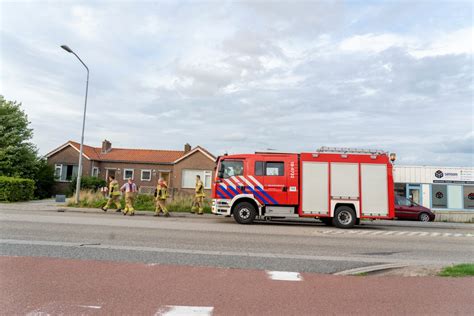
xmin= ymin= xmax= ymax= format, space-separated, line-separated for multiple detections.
xmin=69 ymin=176 xmax=107 ymax=193
xmin=0 ymin=176 xmax=35 ymax=201
xmin=33 ymin=159 xmax=55 ymax=199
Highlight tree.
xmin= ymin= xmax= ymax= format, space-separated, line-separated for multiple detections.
xmin=0 ymin=96 xmax=38 ymax=179
xmin=0 ymin=96 xmax=55 ymax=198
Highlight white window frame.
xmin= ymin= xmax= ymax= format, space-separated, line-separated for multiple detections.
xmin=123 ymin=168 xmax=134 ymax=180
xmin=182 ymin=169 xmax=212 ymax=189
xmin=141 ymin=169 xmax=152 ymax=181
xmin=92 ymin=167 xmax=99 ymax=177
xmin=54 ymin=164 xmax=62 ymax=180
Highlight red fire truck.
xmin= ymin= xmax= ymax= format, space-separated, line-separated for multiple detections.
xmin=212 ymin=147 xmax=395 ymax=228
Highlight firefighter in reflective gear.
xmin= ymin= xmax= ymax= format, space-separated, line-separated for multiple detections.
xmin=154 ymin=178 xmax=170 ymax=217
xmin=191 ymin=175 xmax=205 ymax=215
xmin=102 ymin=176 xmax=122 ymax=212
xmin=121 ymin=178 xmax=137 ymax=216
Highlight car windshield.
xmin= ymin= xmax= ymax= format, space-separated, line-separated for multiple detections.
xmin=396 ymin=195 xmax=418 ymax=206
xmin=218 ymin=160 xmax=244 ymax=179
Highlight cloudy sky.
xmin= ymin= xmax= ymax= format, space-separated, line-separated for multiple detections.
xmin=1 ymin=0 xmax=473 ymax=166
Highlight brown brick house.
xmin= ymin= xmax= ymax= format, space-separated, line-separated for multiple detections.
xmin=46 ymin=140 xmax=216 ymax=196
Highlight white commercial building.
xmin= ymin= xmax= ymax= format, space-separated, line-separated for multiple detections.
xmin=393 ymin=166 xmax=473 ymax=213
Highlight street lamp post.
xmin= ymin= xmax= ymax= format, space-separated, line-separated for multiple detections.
xmin=61 ymin=45 xmax=89 ymax=204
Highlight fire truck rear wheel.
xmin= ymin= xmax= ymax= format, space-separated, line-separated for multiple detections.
xmin=333 ymin=206 xmax=356 ymax=229
xmin=233 ymin=202 xmax=257 ymax=224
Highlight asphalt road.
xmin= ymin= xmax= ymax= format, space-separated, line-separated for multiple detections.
xmin=1 ymin=202 xmax=473 ymax=315
xmin=0 ymin=202 xmax=473 ymax=273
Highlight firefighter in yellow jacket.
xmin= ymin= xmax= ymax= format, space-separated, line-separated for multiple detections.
xmin=102 ymin=175 xmax=122 ymax=212
xmin=154 ymin=178 xmax=170 ymax=217
xmin=191 ymin=175 xmax=205 ymax=215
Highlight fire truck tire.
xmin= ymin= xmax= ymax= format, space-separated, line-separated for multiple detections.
xmin=333 ymin=206 xmax=356 ymax=228
xmin=233 ymin=202 xmax=257 ymax=224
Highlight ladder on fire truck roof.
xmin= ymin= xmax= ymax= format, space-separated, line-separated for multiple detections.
xmin=316 ymin=146 xmax=387 ymax=155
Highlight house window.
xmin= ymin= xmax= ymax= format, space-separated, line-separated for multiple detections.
xmin=141 ymin=170 xmax=152 ymax=181
xmin=54 ymin=164 xmax=62 ymax=179
xmin=55 ymin=164 xmax=78 ymax=182
xmin=92 ymin=167 xmax=99 ymax=177
xmin=123 ymin=169 xmax=134 ymax=180
xmin=182 ymin=169 xmax=212 ymax=189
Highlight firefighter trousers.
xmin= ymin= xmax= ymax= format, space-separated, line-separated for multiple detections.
xmin=124 ymin=193 xmax=135 ymax=215
xmin=155 ymin=198 xmax=168 ymax=215
xmin=105 ymin=195 xmax=121 ymax=210
xmin=192 ymin=196 xmax=204 ymax=214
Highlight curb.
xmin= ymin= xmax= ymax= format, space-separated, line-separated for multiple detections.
xmin=333 ymin=263 xmax=410 ymax=276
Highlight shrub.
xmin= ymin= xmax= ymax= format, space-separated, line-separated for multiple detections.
xmin=33 ymin=159 xmax=55 ymax=199
xmin=0 ymin=176 xmax=35 ymax=201
xmin=67 ymin=190 xmax=108 ymax=208
xmin=69 ymin=176 xmax=107 ymax=193
xmin=67 ymin=190 xmax=211 ymax=213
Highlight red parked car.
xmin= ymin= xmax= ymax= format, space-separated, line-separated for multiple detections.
xmin=395 ymin=195 xmax=435 ymax=222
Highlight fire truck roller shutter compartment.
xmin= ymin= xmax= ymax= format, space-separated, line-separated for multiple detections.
xmin=330 ymin=162 xmax=360 ymax=217
xmin=302 ymin=162 xmax=329 ymax=215
xmin=330 ymin=163 xmax=359 ymax=199
xmin=361 ymin=164 xmax=389 ymax=216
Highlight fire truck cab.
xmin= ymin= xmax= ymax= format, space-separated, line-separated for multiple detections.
xmin=212 ymin=147 xmax=395 ymax=228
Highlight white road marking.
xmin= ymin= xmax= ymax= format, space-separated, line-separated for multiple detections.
xmin=267 ymin=271 xmax=303 ymax=281
xmin=155 ymin=305 xmax=214 ymax=316
xmin=77 ymin=305 xmax=101 ymax=309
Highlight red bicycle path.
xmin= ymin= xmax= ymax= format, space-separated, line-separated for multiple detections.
xmin=0 ymin=256 xmax=472 ymax=315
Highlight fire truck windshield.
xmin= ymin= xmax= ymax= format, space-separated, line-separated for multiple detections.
xmin=218 ymin=160 xmax=243 ymax=179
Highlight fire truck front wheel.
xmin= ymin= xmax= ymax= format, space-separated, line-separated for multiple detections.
xmin=333 ymin=206 xmax=356 ymax=229
xmin=233 ymin=202 xmax=257 ymax=224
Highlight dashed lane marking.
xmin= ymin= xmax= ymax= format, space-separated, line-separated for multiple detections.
xmin=311 ymin=230 xmax=472 ymax=238
xmin=155 ymin=305 xmax=214 ymax=316
xmin=267 ymin=271 xmax=303 ymax=281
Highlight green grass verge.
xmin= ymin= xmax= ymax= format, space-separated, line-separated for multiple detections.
xmin=67 ymin=190 xmax=212 ymax=213
xmin=438 ymin=264 xmax=474 ymax=277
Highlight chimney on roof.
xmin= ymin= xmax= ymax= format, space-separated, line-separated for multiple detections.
xmin=102 ymin=140 xmax=112 ymax=154
xmin=184 ymin=143 xmax=192 ymax=153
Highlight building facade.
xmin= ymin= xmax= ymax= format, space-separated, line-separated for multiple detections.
xmin=393 ymin=165 xmax=473 ymax=212
xmin=46 ymin=140 xmax=216 ymax=196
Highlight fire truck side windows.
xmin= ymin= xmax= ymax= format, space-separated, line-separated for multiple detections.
xmin=219 ymin=160 xmax=244 ymax=179
xmin=255 ymin=161 xmax=285 ymax=176
xmin=266 ymin=162 xmax=284 ymax=176
xmin=255 ymin=161 xmax=264 ymax=176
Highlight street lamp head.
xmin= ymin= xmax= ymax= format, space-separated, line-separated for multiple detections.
xmin=61 ymin=45 xmax=73 ymax=53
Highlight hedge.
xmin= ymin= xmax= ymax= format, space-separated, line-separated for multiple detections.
xmin=0 ymin=176 xmax=35 ymax=202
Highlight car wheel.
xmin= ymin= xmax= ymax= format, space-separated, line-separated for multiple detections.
xmin=332 ymin=206 xmax=356 ymax=229
xmin=419 ymin=212 xmax=431 ymax=222
xmin=233 ymin=202 xmax=257 ymax=224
